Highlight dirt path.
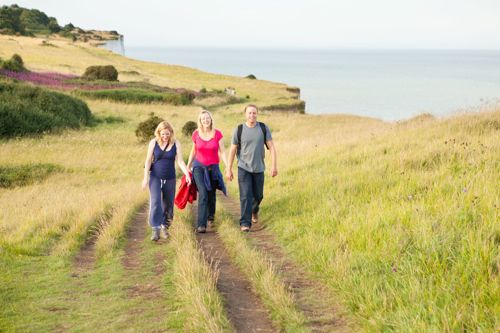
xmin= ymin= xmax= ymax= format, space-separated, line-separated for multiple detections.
xmin=122 ymin=204 xmax=167 ymax=299
xmin=193 ymin=204 xmax=277 ymax=333
xmin=72 ymin=204 xmax=169 ymax=311
xmin=218 ymin=194 xmax=352 ymax=333
xmin=72 ymin=209 xmax=115 ymax=274
xmin=72 ymin=232 xmax=98 ymax=274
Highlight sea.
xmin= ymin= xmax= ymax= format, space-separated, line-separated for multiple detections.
xmin=103 ymin=41 xmax=500 ymax=121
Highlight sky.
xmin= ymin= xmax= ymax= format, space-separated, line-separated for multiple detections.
xmin=3 ymin=0 xmax=500 ymax=49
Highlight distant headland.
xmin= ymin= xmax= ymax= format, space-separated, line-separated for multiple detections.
xmin=0 ymin=4 xmax=122 ymax=43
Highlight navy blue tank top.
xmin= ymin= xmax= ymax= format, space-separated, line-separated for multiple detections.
xmin=150 ymin=142 xmax=176 ymax=180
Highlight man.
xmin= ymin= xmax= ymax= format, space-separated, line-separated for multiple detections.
xmin=226 ymin=104 xmax=278 ymax=232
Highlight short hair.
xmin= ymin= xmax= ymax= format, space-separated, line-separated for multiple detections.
xmin=197 ymin=109 xmax=213 ymax=133
xmin=154 ymin=121 xmax=175 ymax=144
xmin=244 ymin=104 xmax=258 ymax=112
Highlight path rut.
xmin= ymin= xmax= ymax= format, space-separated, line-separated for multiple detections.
xmin=219 ymin=193 xmax=352 ymax=333
xmin=193 ymin=203 xmax=277 ymax=333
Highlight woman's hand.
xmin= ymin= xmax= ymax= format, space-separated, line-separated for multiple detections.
xmin=142 ymin=178 xmax=148 ymax=190
xmin=185 ymin=173 xmax=192 ymax=185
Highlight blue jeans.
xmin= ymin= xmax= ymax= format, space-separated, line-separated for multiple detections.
xmin=193 ymin=167 xmax=216 ymax=228
xmin=238 ymin=167 xmax=264 ymax=227
xmin=149 ymin=175 xmax=176 ymax=228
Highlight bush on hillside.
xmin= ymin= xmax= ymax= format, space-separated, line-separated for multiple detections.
xmin=82 ymin=65 xmax=119 ymax=81
xmin=182 ymin=121 xmax=197 ymax=137
xmin=1 ymin=53 xmax=25 ymax=72
xmin=0 ymin=81 xmax=93 ymax=138
xmin=135 ymin=113 xmax=164 ymax=143
xmin=180 ymin=90 xmax=196 ymax=103
xmin=245 ymin=74 xmax=257 ymax=79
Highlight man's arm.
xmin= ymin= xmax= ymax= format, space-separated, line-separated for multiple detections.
xmin=225 ymin=144 xmax=237 ymax=181
xmin=267 ymin=140 xmax=278 ymax=177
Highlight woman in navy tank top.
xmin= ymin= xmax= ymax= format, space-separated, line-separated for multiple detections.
xmin=142 ymin=121 xmax=191 ymax=241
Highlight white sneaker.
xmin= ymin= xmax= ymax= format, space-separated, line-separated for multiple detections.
xmin=151 ymin=228 xmax=160 ymax=241
xmin=160 ymin=225 xmax=169 ymax=239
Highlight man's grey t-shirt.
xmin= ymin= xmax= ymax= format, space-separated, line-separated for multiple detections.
xmin=231 ymin=123 xmax=272 ymax=173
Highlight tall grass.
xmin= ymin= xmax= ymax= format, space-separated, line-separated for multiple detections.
xmin=169 ymin=209 xmax=233 ymax=332
xmin=259 ymin=109 xmax=500 ymax=332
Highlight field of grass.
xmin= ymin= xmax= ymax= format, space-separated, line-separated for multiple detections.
xmin=260 ymin=110 xmax=500 ymax=332
xmin=1 ymin=35 xmax=498 ymax=332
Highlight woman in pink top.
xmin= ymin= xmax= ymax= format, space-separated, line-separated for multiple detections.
xmin=187 ymin=109 xmax=228 ymax=233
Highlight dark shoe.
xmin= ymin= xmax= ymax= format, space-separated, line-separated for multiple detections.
xmin=240 ymin=225 xmax=250 ymax=232
xmin=151 ymin=228 xmax=160 ymax=241
xmin=197 ymin=226 xmax=206 ymax=233
xmin=251 ymin=213 xmax=258 ymax=224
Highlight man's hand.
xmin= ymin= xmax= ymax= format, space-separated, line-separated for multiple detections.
xmin=225 ymin=169 xmax=233 ymax=181
xmin=270 ymin=167 xmax=278 ymax=177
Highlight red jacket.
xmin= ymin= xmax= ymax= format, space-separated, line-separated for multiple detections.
xmin=174 ymin=173 xmax=197 ymax=209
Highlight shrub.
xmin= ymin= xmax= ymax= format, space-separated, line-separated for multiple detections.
xmin=11 ymin=54 xmax=23 ymax=66
xmin=82 ymin=65 xmax=118 ymax=81
xmin=182 ymin=121 xmax=197 ymax=137
xmin=199 ymin=87 xmax=207 ymax=93
xmin=1 ymin=54 xmax=25 ymax=72
xmin=245 ymin=74 xmax=257 ymax=79
xmin=180 ymin=90 xmax=196 ymax=103
xmin=135 ymin=113 xmax=164 ymax=143
xmin=0 ymin=81 xmax=93 ymax=138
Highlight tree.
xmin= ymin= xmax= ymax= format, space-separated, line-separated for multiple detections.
xmin=48 ymin=17 xmax=60 ymax=33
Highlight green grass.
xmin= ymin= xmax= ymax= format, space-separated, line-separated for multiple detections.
xmin=0 ymin=163 xmax=63 ymax=188
xmin=0 ymin=234 xmax=174 ymax=332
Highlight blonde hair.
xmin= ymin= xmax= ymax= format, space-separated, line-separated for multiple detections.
xmin=197 ymin=109 xmax=213 ymax=134
xmin=154 ymin=121 xmax=175 ymax=144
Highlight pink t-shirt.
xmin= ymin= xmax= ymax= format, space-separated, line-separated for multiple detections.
xmin=192 ymin=129 xmax=223 ymax=166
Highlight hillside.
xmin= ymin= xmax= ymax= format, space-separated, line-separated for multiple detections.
xmin=0 ymin=34 xmax=302 ymax=110
xmin=0 ymin=34 xmax=498 ymax=333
